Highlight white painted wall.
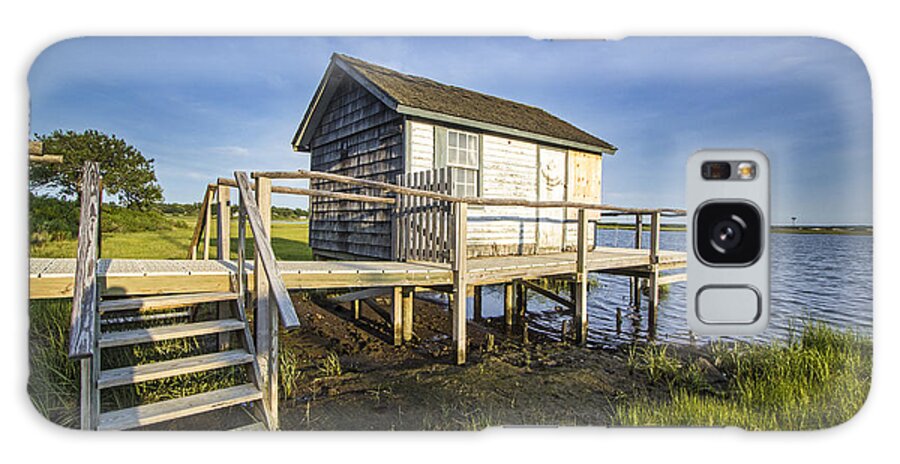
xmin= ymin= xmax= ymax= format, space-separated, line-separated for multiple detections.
xmin=404 ymin=120 xmax=603 ymax=255
xmin=466 ymin=134 xmax=539 ymax=251
xmin=408 ymin=121 xmax=434 ymax=172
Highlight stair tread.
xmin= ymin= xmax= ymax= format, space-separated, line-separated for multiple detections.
xmin=99 ymin=349 xmax=254 ymax=389
xmin=99 ymin=319 xmax=245 ymax=348
xmin=100 ymin=292 xmax=238 ymax=313
xmin=98 ymin=384 xmax=262 ymax=431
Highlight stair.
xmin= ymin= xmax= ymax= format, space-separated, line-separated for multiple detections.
xmin=89 ymin=290 xmax=271 ymax=431
xmin=98 ymin=384 xmax=262 ymax=431
xmin=99 ymin=319 xmax=245 ymax=348
xmin=99 ymin=292 xmax=239 ymax=313
xmin=98 ymin=349 xmax=254 ymax=389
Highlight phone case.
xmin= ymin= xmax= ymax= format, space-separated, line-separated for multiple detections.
xmin=27 ymin=37 xmax=872 ymax=431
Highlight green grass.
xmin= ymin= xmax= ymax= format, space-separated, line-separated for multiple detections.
xmin=615 ymin=322 xmax=872 ymax=430
xmin=31 ymin=216 xmax=311 ymax=261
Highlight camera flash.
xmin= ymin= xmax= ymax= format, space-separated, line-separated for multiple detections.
xmin=737 ymin=162 xmax=756 ymax=180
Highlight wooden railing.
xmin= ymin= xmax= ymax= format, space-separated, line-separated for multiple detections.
xmin=67 ymin=161 xmax=102 ymax=430
xmin=68 ymin=161 xmax=101 ymax=359
xmin=395 ymin=167 xmax=452 ymax=263
xmin=233 ymin=172 xmax=301 ymax=329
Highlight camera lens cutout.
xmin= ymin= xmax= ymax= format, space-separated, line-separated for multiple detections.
xmin=695 ymin=202 xmax=762 ymax=265
xmin=701 ymin=161 xmax=732 ymax=180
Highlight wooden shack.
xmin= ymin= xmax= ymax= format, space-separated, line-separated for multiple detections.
xmin=293 ymin=53 xmax=617 ymax=261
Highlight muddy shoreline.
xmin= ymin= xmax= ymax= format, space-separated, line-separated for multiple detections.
xmin=266 ymin=292 xmax=718 ymax=430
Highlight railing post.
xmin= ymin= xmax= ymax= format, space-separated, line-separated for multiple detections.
xmin=203 ymin=191 xmax=212 ymax=260
xmin=632 ymin=213 xmax=643 ymax=307
xmin=70 ymin=161 xmax=100 ymax=430
xmin=647 ymin=211 xmax=661 ymax=335
xmin=217 ymin=184 xmax=231 ymax=260
xmin=450 ymin=201 xmax=468 ymax=365
xmin=253 ymin=175 xmax=278 ymax=428
xmin=574 ymin=208 xmax=589 ymax=344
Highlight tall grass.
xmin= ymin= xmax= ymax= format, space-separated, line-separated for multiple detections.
xmin=615 ymin=322 xmax=872 ymax=430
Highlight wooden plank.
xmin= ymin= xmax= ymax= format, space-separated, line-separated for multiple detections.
xmin=188 ymin=186 xmax=215 ymax=260
xmin=632 ymin=214 xmax=643 ymax=306
xmin=70 ymin=161 xmax=100 ymax=359
xmin=647 ymin=211 xmax=661 ymax=333
xmin=98 ymin=319 xmax=245 ymax=348
xmin=98 ymin=384 xmax=262 ymax=431
xmin=234 ymin=173 xmax=300 ymax=328
xmin=98 ymin=350 xmax=253 ymax=389
xmin=218 ymin=178 xmax=395 ymax=204
xmin=392 ymin=287 xmax=403 ymax=346
xmin=331 ymin=287 xmax=392 ymax=303
xmin=99 ymin=292 xmax=237 ymax=313
xmin=217 ymin=185 xmax=231 ymax=260
xmin=451 ymin=202 xmax=468 ymax=364
xmin=574 ymin=209 xmax=589 ymax=344
xmin=80 ymin=355 xmax=99 ymax=430
xmin=203 ymin=195 xmax=212 ymax=260
xmin=242 ymin=173 xmax=282 ymax=430
xmin=522 ymin=280 xmax=575 ymax=309
xmin=253 ymin=170 xmax=685 ymax=214
xmin=402 ymin=288 xmax=414 ymax=342
xmin=504 ymin=283 xmax=514 ymax=327
xmin=658 ymin=273 xmax=687 ymax=285
xmin=473 ymin=285 xmax=482 ymax=321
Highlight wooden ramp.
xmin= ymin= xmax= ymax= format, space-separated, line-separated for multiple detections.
xmin=29 ymin=247 xmax=684 ymax=299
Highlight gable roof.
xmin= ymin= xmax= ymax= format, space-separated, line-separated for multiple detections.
xmin=293 ymin=53 xmax=617 ymax=155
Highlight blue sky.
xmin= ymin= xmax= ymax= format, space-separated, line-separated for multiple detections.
xmin=28 ymin=37 xmax=872 ymax=225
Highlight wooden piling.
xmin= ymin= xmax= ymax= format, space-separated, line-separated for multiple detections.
xmin=574 ymin=209 xmax=589 ymax=344
xmin=632 ymin=214 xmax=643 ymax=307
xmin=504 ymin=282 xmax=514 ymax=328
xmin=392 ymin=286 xmax=403 ymax=346
xmin=402 ymin=288 xmax=414 ymax=342
xmin=203 ymin=194 xmax=212 ymax=260
xmin=473 ymin=286 xmax=483 ymax=322
xmin=647 ymin=211 xmax=661 ymax=334
xmin=516 ymin=280 xmax=527 ymax=323
xmin=450 ymin=202 xmax=468 ymax=365
xmin=217 ymin=185 xmax=231 ymax=260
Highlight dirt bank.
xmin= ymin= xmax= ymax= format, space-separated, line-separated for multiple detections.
xmin=273 ymin=292 xmax=690 ymax=430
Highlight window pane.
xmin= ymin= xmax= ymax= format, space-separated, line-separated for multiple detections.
xmin=449 ymin=131 xmax=458 ymax=148
xmin=448 ymin=147 xmax=458 ymax=165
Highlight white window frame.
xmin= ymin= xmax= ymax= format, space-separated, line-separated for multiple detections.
xmin=446 ymin=129 xmax=480 ymax=198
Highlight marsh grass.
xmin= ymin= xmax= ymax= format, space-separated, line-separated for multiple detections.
xmin=616 ymin=322 xmax=872 ymax=430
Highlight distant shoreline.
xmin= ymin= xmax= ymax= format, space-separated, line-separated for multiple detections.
xmin=596 ymin=224 xmax=872 ymax=236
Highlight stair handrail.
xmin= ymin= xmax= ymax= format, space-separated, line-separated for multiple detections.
xmin=233 ymin=171 xmax=301 ymax=329
xmin=187 ymin=184 xmax=216 ymax=259
xmin=68 ymin=161 xmax=101 ymax=359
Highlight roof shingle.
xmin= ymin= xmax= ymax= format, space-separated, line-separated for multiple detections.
xmin=334 ymin=54 xmax=616 ymax=153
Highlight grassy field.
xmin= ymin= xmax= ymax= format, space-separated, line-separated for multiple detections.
xmin=30 ymin=215 xmax=312 ymax=261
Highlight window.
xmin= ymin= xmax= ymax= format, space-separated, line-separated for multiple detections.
xmin=446 ymin=130 xmax=479 ymax=197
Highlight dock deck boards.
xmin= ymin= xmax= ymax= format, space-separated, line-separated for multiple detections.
xmin=29 ymin=247 xmax=685 ymax=299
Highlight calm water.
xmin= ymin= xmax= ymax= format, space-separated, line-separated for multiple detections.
xmin=468 ymin=230 xmax=873 ymax=345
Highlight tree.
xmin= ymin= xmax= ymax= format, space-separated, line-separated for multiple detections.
xmin=29 ymin=129 xmax=164 ymax=209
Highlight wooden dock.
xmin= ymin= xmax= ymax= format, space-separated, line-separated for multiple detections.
xmin=41 ymin=164 xmax=687 ymax=431
xmin=30 ymin=246 xmax=685 ymax=299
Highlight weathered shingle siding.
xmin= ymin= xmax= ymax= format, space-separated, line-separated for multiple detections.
xmin=309 ymin=73 xmax=404 ymax=260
